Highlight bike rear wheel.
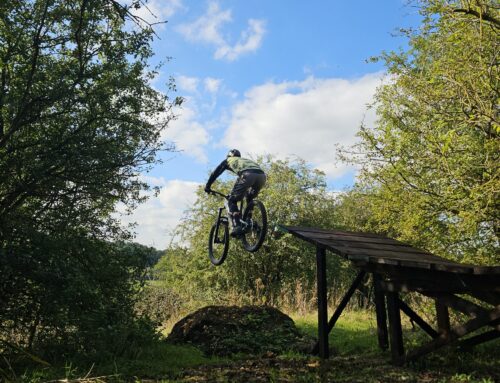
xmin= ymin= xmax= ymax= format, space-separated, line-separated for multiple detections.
xmin=242 ymin=200 xmax=267 ymax=252
xmin=208 ymin=220 xmax=229 ymax=265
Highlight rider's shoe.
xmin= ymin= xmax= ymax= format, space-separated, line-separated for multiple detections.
xmin=230 ymin=224 xmax=245 ymax=237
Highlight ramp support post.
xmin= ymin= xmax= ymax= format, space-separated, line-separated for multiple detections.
xmin=316 ymin=245 xmax=329 ymax=358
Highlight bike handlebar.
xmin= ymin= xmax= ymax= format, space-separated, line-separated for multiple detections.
xmin=208 ymin=190 xmax=228 ymax=199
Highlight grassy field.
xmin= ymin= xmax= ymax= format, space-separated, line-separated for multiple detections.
xmin=8 ymin=309 xmax=500 ymax=383
xmin=291 ymin=310 xmax=380 ymax=355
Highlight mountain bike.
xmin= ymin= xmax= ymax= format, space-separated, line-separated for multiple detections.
xmin=207 ymin=189 xmax=268 ymax=266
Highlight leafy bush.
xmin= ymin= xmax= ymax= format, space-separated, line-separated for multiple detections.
xmin=0 ymin=232 xmax=155 ymax=360
xmin=135 ymin=284 xmax=183 ymax=327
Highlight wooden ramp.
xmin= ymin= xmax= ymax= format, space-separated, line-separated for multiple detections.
xmin=280 ymin=225 xmax=500 ymax=364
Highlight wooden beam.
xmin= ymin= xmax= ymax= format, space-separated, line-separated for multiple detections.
xmin=316 ymin=245 xmax=329 ymax=359
xmin=459 ymin=330 xmax=500 ymax=351
xmin=373 ymin=274 xmax=389 ymax=350
xmin=367 ymin=265 xmax=500 ymax=294
xmin=398 ymin=298 xmax=439 ymax=339
xmin=405 ymin=306 xmax=500 ymax=362
xmin=429 ymin=293 xmax=489 ymax=318
xmin=312 ymin=270 xmax=366 ymax=355
xmin=468 ymin=291 xmax=500 ymax=306
xmin=386 ymin=291 xmax=404 ymax=365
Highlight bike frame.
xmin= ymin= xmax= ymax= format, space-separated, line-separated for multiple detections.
xmin=210 ymin=191 xmax=228 ymax=243
xmin=210 ymin=190 xmax=250 ymax=241
xmin=208 ymin=188 xmax=267 ymax=260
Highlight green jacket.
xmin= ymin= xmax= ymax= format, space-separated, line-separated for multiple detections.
xmin=226 ymin=157 xmax=262 ymax=174
xmin=205 ymin=157 xmax=264 ymax=188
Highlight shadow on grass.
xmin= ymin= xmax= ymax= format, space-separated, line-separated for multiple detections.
xmin=405 ymin=332 xmax=500 ymax=379
xmin=7 ymin=342 xmax=228 ymax=382
xmin=294 ymin=312 xmax=500 ymax=382
xmin=9 ymin=310 xmax=499 ymax=382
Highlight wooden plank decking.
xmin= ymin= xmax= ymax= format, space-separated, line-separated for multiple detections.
xmin=279 ymin=225 xmax=500 ymax=364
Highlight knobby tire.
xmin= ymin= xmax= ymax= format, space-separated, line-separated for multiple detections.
xmin=242 ymin=200 xmax=267 ymax=252
xmin=208 ymin=220 xmax=229 ymax=265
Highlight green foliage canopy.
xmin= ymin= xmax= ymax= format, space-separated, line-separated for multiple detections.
xmin=344 ymin=0 xmax=499 ymax=264
xmin=0 ymin=0 xmax=178 ymax=358
xmin=0 ymin=0 xmax=180 ymax=239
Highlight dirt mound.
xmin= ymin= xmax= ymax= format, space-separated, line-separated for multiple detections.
xmin=167 ymin=305 xmax=314 ymax=356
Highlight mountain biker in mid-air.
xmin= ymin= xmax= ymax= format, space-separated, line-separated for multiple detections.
xmin=205 ymin=149 xmax=266 ymax=237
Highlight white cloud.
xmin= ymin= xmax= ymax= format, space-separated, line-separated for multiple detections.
xmin=139 ymin=175 xmax=168 ymax=187
xmin=158 ymin=0 xmax=184 ymax=18
xmin=176 ymin=1 xmax=266 ymax=61
xmin=177 ymin=75 xmax=222 ymax=95
xmin=204 ymin=77 xmax=222 ymax=93
xmin=223 ymin=73 xmax=382 ymax=178
xmin=162 ymin=101 xmax=210 ymax=162
xmin=177 ymin=75 xmax=200 ymax=93
xmin=118 ymin=180 xmax=200 ymax=248
xmin=214 ymin=18 xmax=266 ymax=61
xmin=131 ymin=0 xmax=184 ymax=26
xmin=177 ymin=1 xmax=229 ymax=45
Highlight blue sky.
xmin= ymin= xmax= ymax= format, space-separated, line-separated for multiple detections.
xmin=119 ymin=0 xmax=422 ymax=248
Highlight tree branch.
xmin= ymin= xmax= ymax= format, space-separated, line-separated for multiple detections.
xmin=0 ymin=0 xmax=50 ymax=148
xmin=453 ymin=8 xmax=500 ymax=29
xmin=75 ymin=0 xmax=89 ymax=74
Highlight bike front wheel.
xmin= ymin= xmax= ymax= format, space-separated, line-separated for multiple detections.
xmin=208 ymin=220 xmax=229 ymax=265
xmin=242 ymin=200 xmax=267 ymax=252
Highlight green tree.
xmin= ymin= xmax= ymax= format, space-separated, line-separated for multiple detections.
xmin=0 ymin=0 xmax=181 ymax=238
xmin=344 ymin=0 xmax=499 ymax=264
xmin=0 ymin=0 xmax=179 ymax=357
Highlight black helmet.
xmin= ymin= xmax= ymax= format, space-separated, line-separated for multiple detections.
xmin=227 ymin=149 xmax=241 ymax=158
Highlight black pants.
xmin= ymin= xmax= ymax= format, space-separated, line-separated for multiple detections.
xmin=228 ymin=171 xmax=266 ymax=215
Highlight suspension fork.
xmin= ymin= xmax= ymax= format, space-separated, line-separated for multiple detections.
xmin=214 ymin=206 xmax=226 ymax=240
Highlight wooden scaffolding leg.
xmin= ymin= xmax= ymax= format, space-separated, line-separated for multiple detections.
xmin=316 ymin=245 xmax=329 ymax=359
xmin=435 ymin=301 xmax=450 ymax=339
xmin=312 ymin=270 xmax=366 ymax=355
xmin=373 ymin=274 xmax=389 ymax=350
xmin=386 ymin=291 xmax=404 ymax=364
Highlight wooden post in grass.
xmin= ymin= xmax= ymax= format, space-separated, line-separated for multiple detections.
xmin=312 ymin=270 xmax=366 ymax=355
xmin=316 ymin=245 xmax=329 ymax=359
xmin=386 ymin=291 xmax=404 ymax=364
xmin=435 ymin=300 xmax=450 ymax=339
xmin=373 ymin=273 xmax=389 ymax=350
